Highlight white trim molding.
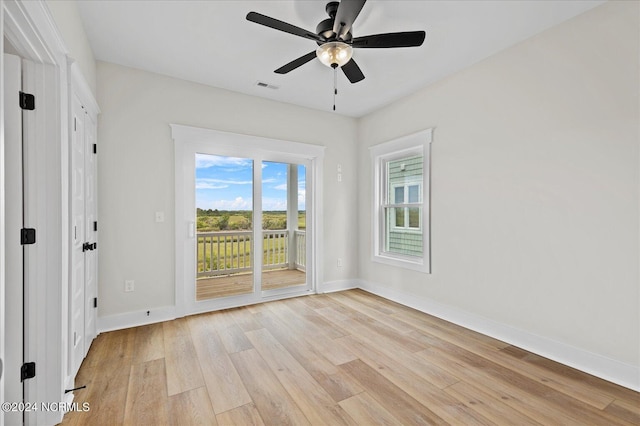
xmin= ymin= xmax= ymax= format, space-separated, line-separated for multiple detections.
xmin=370 ymin=128 xmax=433 ymax=273
xmin=97 ymin=306 xmax=178 ymax=334
xmin=358 ymin=280 xmax=640 ymax=392
xmin=0 ymin=6 xmax=6 ymax=425
xmin=318 ymin=279 xmax=359 ymax=294
xmin=171 ymin=123 xmax=325 ymax=317
xmin=2 ymin=1 xmax=73 ymax=425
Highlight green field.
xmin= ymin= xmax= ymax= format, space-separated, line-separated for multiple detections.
xmin=196 ymin=209 xmax=305 ymax=274
xmin=196 ymin=209 xmax=305 ymax=232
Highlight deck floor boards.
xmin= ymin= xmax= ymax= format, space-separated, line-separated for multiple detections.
xmin=196 ymin=269 xmax=306 ymax=300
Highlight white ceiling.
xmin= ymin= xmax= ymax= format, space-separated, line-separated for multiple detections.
xmin=77 ymin=0 xmax=604 ymax=117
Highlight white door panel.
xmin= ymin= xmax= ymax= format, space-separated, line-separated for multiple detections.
xmin=3 ymin=52 xmax=24 ymax=426
xmin=69 ymin=90 xmax=98 ymax=374
xmin=84 ymin=113 xmax=97 ymax=352
xmin=69 ymin=94 xmax=85 ymax=377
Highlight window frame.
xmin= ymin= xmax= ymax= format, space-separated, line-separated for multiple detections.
xmin=370 ymin=129 xmax=432 ymax=273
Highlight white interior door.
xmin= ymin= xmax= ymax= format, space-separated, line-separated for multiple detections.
xmin=69 ymin=92 xmax=98 ymax=375
xmin=3 ymin=52 xmax=24 ymax=426
xmin=83 ymin=114 xmax=97 ymax=353
xmin=69 ymin=93 xmax=85 ymax=377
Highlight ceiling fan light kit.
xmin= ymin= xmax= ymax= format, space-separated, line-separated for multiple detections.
xmin=316 ymin=42 xmax=353 ymax=68
xmin=246 ymin=0 xmax=426 ymax=110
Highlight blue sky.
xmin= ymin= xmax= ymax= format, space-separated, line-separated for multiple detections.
xmin=195 ymin=154 xmax=306 ymax=211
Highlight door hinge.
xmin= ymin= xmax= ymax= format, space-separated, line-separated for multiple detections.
xmin=21 ymin=362 xmax=36 ymax=381
xmin=20 ymin=228 xmax=36 ymax=245
xmin=94 ymin=221 xmax=98 ymax=232
xmin=93 ymin=144 xmax=97 ymax=154
xmin=94 ymin=297 xmax=98 ymax=308
xmin=82 ymin=242 xmax=96 ymax=252
xmin=19 ymin=91 xmax=35 ymax=110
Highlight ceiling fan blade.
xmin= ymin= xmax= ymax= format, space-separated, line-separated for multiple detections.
xmin=351 ymin=31 xmax=426 ymax=48
xmin=247 ymin=12 xmax=324 ymax=43
xmin=342 ymin=58 xmax=365 ymax=83
xmin=274 ymin=51 xmax=317 ymax=74
xmin=332 ymin=0 xmax=367 ymax=40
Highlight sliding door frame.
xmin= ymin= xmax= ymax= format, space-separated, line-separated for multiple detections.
xmin=173 ymin=124 xmax=324 ymax=316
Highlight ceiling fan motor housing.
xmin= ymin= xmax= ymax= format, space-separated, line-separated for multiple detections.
xmin=326 ymin=1 xmax=339 ymax=18
xmin=316 ymin=19 xmax=352 ymax=43
xmin=317 ymin=2 xmax=352 ymax=44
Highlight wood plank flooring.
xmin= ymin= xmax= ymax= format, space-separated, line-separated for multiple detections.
xmin=61 ymin=289 xmax=639 ymax=425
xmin=196 ymin=269 xmax=306 ymax=300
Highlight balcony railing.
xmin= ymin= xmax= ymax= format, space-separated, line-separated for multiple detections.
xmin=197 ymin=229 xmax=306 ymax=278
xmin=295 ymin=230 xmax=306 ymax=270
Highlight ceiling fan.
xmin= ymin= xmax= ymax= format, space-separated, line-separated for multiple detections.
xmin=246 ymin=0 xmax=426 ymax=84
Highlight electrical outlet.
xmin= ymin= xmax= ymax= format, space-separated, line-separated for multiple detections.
xmin=337 ymin=258 xmax=343 ymax=267
xmin=124 ymin=280 xmax=135 ymax=292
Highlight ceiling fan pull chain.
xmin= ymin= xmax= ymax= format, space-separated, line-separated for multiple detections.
xmin=333 ymin=67 xmax=337 ymax=111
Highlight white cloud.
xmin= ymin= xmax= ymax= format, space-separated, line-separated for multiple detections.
xmin=274 ymin=183 xmax=287 ymax=191
xmin=195 ymin=155 xmax=251 ymax=169
xmin=196 ymin=182 xmax=228 ymax=190
xmin=210 ymin=196 xmax=253 ymax=211
xmin=197 ymin=178 xmax=252 ymax=186
xmin=262 ymin=197 xmax=287 ymax=211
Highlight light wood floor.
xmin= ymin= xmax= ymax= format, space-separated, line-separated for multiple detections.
xmin=61 ymin=290 xmax=639 ymax=425
xmin=197 ymin=269 xmax=306 ymax=300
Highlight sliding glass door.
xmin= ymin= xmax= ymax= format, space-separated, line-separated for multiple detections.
xmin=174 ymin=125 xmax=322 ymax=314
xmin=195 ymin=154 xmax=255 ymax=301
xmin=261 ymin=161 xmax=308 ymax=295
xmin=176 ymin=134 xmax=315 ymax=313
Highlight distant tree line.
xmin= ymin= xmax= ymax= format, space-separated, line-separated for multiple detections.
xmin=196 ymin=208 xmax=305 ymax=231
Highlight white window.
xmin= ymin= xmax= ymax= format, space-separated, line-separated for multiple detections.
xmin=371 ymin=129 xmax=432 ymax=273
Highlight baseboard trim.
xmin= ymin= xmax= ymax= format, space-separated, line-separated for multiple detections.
xmin=318 ymin=279 xmax=359 ymax=294
xmin=97 ymin=305 xmax=177 ymax=333
xmin=95 ymin=279 xmax=357 ymax=332
xmin=358 ymin=280 xmax=640 ymax=392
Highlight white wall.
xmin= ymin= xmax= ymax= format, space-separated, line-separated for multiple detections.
xmin=45 ymin=0 xmax=96 ymax=96
xmin=96 ymin=61 xmax=358 ymax=317
xmin=358 ymin=0 xmax=639 ymax=372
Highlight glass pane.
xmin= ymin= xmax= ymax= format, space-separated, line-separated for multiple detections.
xmin=262 ymin=161 xmax=306 ymax=291
xmin=383 ymin=152 xmax=424 ymax=258
xmin=394 ymin=186 xmax=404 ymax=203
xmin=296 ymin=164 xmax=307 ymax=281
xmin=409 ymin=207 xmax=420 ymax=228
xmin=195 ymin=154 xmax=254 ymax=300
xmin=385 ymin=207 xmax=421 ymax=255
xmin=408 ymin=185 xmax=420 ymax=203
xmin=395 ymin=207 xmax=405 ymax=227
xmin=298 ymin=165 xmax=306 ymax=231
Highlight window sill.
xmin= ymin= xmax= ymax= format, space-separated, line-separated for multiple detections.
xmin=372 ymin=253 xmax=430 ymax=273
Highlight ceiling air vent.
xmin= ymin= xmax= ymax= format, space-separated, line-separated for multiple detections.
xmin=255 ymin=81 xmax=279 ymax=90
